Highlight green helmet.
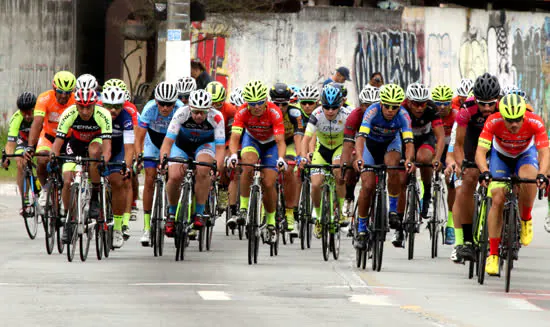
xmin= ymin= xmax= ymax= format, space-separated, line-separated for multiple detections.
xmin=431 ymin=85 xmax=453 ymax=101
xmin=205 ymin=81 xmax=227 ymax=102
xmin=243 ymin=80 xmax=268 ymax=103
xmin=52 ymin=71 xmax=76 ymax=92
xmin=499 ymin=94 xmax=526 ymax=120
xmin=103 ymin=78 xmax=127 ymax=91
xmin=379 ymin=84 xmax=405 ymax=104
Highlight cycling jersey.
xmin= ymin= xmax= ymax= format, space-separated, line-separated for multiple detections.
xmin=402 ymin=101 xmax=443 ymax=137
xmin=299 ymin=106 xmax=314 ymax=126
xmin=138 ymin=99 xmax=184 ymax=148
xmin=111 ymin=109 xmax=134 ymax=156
xmin=56 ymin=105 xmax=113 ymax=142
xmin=166 ymin=106 xmax=225 ymax=149
xmin=7 ymin=110 xmax=32 ymax=143
xmin=232 ymin=102 xmax=285 ymax=144
xmin=283 ymin=106 xmax=304 ymax=143
xmin=34 ymin=90 xmax=76 ymax=137
xmin=305 ymin=107 xmax=351 ymax=150
xmin=358 ymin=103 xmax=413 ymax=143
xmin=343 ymin=107 xmax=365 ymax=143
xmin=217 ymin=102 xmax=237 ymax=141
xmin=456 ymin=97 xmax=499 ymax=161
xmin=478 ymin=111 xmax=548 ymax=157
xmin=441 ymin=109 xmax=458 ymax=145
xmin=452 ymin=96 xmax=463 ymax=110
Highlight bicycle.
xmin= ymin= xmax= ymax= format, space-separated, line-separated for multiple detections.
xmin=141 ymin=155 xmax=168 ymax=257
xmin=272 ymin=168 xmax=285 ymax=256
xmin=225 ymin=165 xmax=244 ymax=239
xmin=429 ymin=163 xmax=447 ymax=259
xmin=2 ymin=151 xmax=48 ymax=240
xmin=297 ymin=164 xmax=313 ymax=250
xmin=204 ymin=168 xmax=219 ymax=251
xmin=41 ymin=154 xmax=65 ymax=255
xmin=403 ymin=162 xmax=422 ymax=261
xmin=472 ymin=184 xmax=489 ymax=284
xmin=304 ymin=163 xmax=342 ymax=262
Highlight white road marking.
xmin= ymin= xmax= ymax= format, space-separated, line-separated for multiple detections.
xmin=197 ymin=291 xmax=231 ymax=301
xmin=129 ymin=282 xmax=228 ymax=287
xmin=506 ymin=298 xmax=543 ymax=311
xmin=348 ymin=294 xmax=392 ymax=306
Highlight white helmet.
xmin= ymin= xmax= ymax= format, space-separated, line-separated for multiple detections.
xmin=76 ymin=74 xmax=98 ymax=90
xmin=154 ymin=81 xmax=178 ymax=102
xmin=102 ymin=86 xmax=126 ymax=105
xmin=456 ymin=78 xmax=474 ymax=97
xmin=124 ymin=89 xmax=131 ymax=102
xmin=298 ymin=85 xmax=320 ymax=101
xmin=229 ymin=87 xmax=245 ymax=107
xmin=177 ymin=77 xmax=196 ymax=96
xmin=500 ymin=84 xmax=517 ymax=97
xmin=189 ymin=89 xmax=212 ymax=109
xmin=406 ymin=82 xmax=430 ymax=102
xmin=359 ymin=85 xmax=380 ymax=104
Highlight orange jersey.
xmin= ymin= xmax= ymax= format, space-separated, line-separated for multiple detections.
xmin=34 ymin=90 xmax=75 ymax=137
xmin=218 ymin=102 xmax=237 ymax=139
xmin=451 ymin=96 xmax=462 ymax=110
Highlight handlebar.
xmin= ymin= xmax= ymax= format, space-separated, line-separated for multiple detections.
xmin=165 ymin=157 xmax=217 ymax=173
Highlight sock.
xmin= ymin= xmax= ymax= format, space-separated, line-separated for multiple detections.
xmin=521 ymin=206 xmax=532 ymax=221
xmin=266 ymin=211 xmax=276 ymax=226
xmin=169 ymin=205 xmax=177 ymax=215
xmin=114 ymin=215 xmax=123 ymax=231
xmin=338 ymin=197 xmax=345 ymax=213
xmin=489 ymin=237 xmax=501 ymax=256
xmin=230 ymin=204 xmax=237 ymax=216
xmin=454 ymin=228 xmax=464 ymax=246
xmin=446 ymin=211 xmax=454 ymax=228
xmin=285 ymin=208 xmax=294 ymax=220
xmin=314 ymin=206 xmax=321 ymax=219
xmin=389 ymin=194 xmax=398 ymax=213
xmin=345 ymin=184 xmax=355 ymax=200
xmin=132 ymin=200 xmax=137 ymax=208
xmin=91 ymin=183 xmax=100 ymax=201
xmin=240 ymin=196 xmax=249 ymax=209
xmin=195 ymin=203 xmax=205 ymax=215
xmin=144 ymin=212 xmax=151 ymax=231
xmin=123 ymin=212 xmax=130 ymax=227
xmin=462 ymin=223 xmax=473 ymax=243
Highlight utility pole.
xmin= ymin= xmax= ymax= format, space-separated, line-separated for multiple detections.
xmin=165 ymin=0 xmax=190 ymax=82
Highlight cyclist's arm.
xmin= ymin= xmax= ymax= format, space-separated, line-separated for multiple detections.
xmin=275 ymin=133 xmax=286 ymax=159
xmin=135 ymin=126 xmax=146 ymax=155
xmin=6 ymin=112 xmax=22 ymax=155
xmin=476 ymin=126 xmax=492 ymax=173
xmin=159 ymin=137 xmax=174 ymax=162
xmin=354 ymin=135 xmax=366 ymax=163
xmin=51 ymin=137 xmax=64 ymax=157
xmin=54 ymin=107 xmax=77 ymax=156
xmin=538 ymin=147 xmax=549 ymax=177
xmin=102 ymin=139 xmax=112 ymax=163
xmin=123 ymin=126 xmax=135 ymax=168
xmin=97 ymin=108 xmax=113 ymax=163
xmin=301 ymin=121 xmax=316 ymax=158
xmin=28 ymin=116 xmax=44 ymax=149
xmin=229 ymin=109 xmax=245 ymax=156
xmin=454 ymin=126 xmax=466 ymax=170
xmin=433 ymin=123 xmax=445 ymax=163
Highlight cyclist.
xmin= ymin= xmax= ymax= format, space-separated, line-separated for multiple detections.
xmin=76 ymin=74 xmax=99 ymax=95
xmin=475 ymin=94 xmax=549 ymax=275
xmin=3 ymin=92 xmax=36 ymax=198
xmin=25 ymin=71 xmax=76 ymax=208
xmin=342 ymin=85 xmax=380 ymax=223
xmin=451 ymin=73 xmax=500 ymax=263
xmin=102 ymin=86 xmax=135 ymax=242
xmin=177 ymin=76 xmax=196 ymax=104
xmin=431 ymin=85 xmax=458 ymax=244
xmin=297 ymin=85 xmax=320 ymax=157
xmin=299 ymin=84 xmax=350 ymax=238
xmin=51 ymin=88 xmax=113 ymax=244
xmin=161 ymin=89 xmax=225 ymax=236
xmin=229 ymin=87 xmax=245 ymax=107
xmin=135 ymin=82 xmax=183 ymax=244
xmin=452 ymin=78 xmax=473 ymax=110
xmin=227 ymin=80 xmax=287 ymax=243
xmin=352 ymin=84 xmax=415 ymax=246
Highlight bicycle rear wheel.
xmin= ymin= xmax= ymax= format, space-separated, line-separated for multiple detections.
xmin=321 ymin=185 xmax=330 ymax=262
xmin=79 ymin=212 xmax=92 ymax=262
xmin=44 ymin=184 xmax=58 ymax=255
xmin=95 ymin=223 xmax=103 ymax=260
xmin=505 ymin=207 xmax=517 ymax=293
xmin=66 ymin=184 xmax=79 ymax=262
xmin=198 ymin=226 xmax=205 ymax=252
xmin=22 ymin=174 xmax=39 ymax=240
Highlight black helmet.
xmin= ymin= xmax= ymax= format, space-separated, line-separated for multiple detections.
xmin=329 ymin=82 xmax=348 ymax=98
xmin=17 ymin=92 xmax=37 ymax=111
xmin=269 ymin=82 xmax=292 ymax=102
xmin=473 ymin=73 xmax=500 ymax=101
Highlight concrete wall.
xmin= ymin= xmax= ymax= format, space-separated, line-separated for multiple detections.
xmin=0 ymin=0 xmax=74 ymax=122
xmin=192 ymin=7 xmax=550 ymax=122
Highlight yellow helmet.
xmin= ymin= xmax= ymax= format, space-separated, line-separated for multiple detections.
xmin=431 ymin=85 xmax=453 ymax=102
xmin=104 ymin=78 xmax=127 ymax=91
xmin=243 ymin=80 xmax=268 ymax=103
xmin=379 ymin=84 xmax=405 ymax=104
xmin=205 ymin=81 xmax=227 ymax=102
xmin=52 ymin=71 xmax=76 ymax=92
xmin=499 ymin=94 xmax=526 ymax=120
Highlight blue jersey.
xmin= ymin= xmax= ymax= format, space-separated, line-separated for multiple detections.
xmin=112 ymin=109 xmax=134 ymax=156
xmin=138 ymin=99 xmax=184 ymax=148
xmin=358 ymin=103 xmax=413 ymax=143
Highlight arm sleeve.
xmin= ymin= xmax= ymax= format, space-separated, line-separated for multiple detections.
xmin=123 ymin=117 xmax=135 ymax=144
xmin=531 ymin=115 xmax=549 ymax=149
xmin=231 ymin=109 xmax=245 ymax=135
xmin=56 ymin=107 xmax=77 ymax=139
xmin=213 ymin=113 xmax=226 ymax=145
xmin=477 ymin=119 xmax=494 ymax=149
xmin=97 ymin=108 xmax=113 ymax=139
xmin=304 ymin=113 xmax=318 ymax=137
xmin=166 ymin=107 xmax=188 ymax=140
xmin=33 ymin=93 xmax=49 ymax=117
xmin=344 ymin=109 xmax=361 ymax=142
xmin=398 ymin=108 xmax=414 ymax=142
xmin=288 ymin=108 xmax=304 ymax=136
xmin=448 ymin=122 xmax=458 ymax=153
xmin=270 ymin=107 xmax=285 ymax=136
xmin=138 ymin=102 xmax=153 ymax=128
xmin=7 ymin=112 xmax=23 ymax=142
xmin=455 ymin=108 xmax=471 ymax=128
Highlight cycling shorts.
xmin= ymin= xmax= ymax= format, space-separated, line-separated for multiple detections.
xmin=169 ymin=141 xmax=216 ymax=166
xmin=108 ymin=148 xmax=125 ymax=175
xmin=143 ymin=133 xmax=160 ymax=169
xmin=363 ymin=135 xmax=401 ymax=166
xmin=413 ymin=133 xmax=436 ymax=155
xmin=241 ymin=132 xmax=278 ymax=170
xmin=286 ymin=142 xmax=296 ymax=161
xmin=62 ymin=137 xmax=103 ymax=172
xmin=311 ymin=143 xmax=342 ymax=175
xmin=37 ymin=132 xmax=56 ymax=153
xmin=488 ymin=145 xmax=538 ymax=196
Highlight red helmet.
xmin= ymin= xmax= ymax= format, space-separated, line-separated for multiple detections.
xmin=75 ymin=88 xmax=98 ymax=106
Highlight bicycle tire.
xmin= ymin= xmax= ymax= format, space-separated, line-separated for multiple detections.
xmin=157 ymin=191 xmax=166 ymax=257
xmin=247 ymin=186 xmax=260 ymax=264
xmin=478 ymin=198 xmax=490 ymax=284
xmin=44 ymin=184 xmax=57 ymax=255
xmin=66 ymin=184 xmax=79 ymax=262
xmin=22 ymin=174 xmax=38 ymax=240
xmin=105 ymin=225 xmax=113 ymax=256
xmin=505 ymin=206 xmax=517 ymax=293
xmin=307 ymin=218 xmax=312 ymax=248
xmin=103 ymin=184 xmax=113 ymax=258
xmin=152 ymin=180 xmax=161 ymax=257
xmin=375 ymin=190 xmax=386 ymax=272
xmin=175 ymin=184 xmax=191 ymax=261
xmin=321 ymin=185 xmax=330 ymax=262
xmin=331 ymin=192 xmax=340 ymax=260
xmin=79 ymin=204 xmax=92 ymax=261
xmin=300 ymin=217 xmax=306 ymax=250
xmin=430 ymin=185 xmax=439 ymax=258
xmin=206 ymin=225 xmax=213 ymax=251
xmin=56 ymin=218 xmax=65 ymax=254
xmin=406 ymin=184 xmax=417 ymax=261
xmin=95 ymin=223 xmax=103 ymax=260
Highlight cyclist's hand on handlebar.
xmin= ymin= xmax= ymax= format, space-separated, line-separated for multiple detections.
xmin=353 ymin=159 xmax=363 ymax=172
xmin=298 ymin=155 xmax=308 ymax=169
xmin=478 ymin=171 xmax=492 ymax=187
xmin=23 ymin=146 xmax=35 ymax=161
xmin=276 ymin=157 xmax=287 ymax=172
xmin=536 ymin=173 xmax=548 ymax=190
xmin=227 ymin=153 xmax=238 ymax=169
xmin=405 ymin=159 xmax=415 ymax=174
xmin=1 ymin=158 xmax=10 ymax=169
xmin=432 ymin=159 xmax=441 ymax=171
xmin=444 ymin=163 xmax=454 ymax=177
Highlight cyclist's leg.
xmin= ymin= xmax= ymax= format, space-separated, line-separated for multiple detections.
xmin=166 ymin=145 xmax=188 ymax=216
xmin=193 ymin=142 xmax=216 ymax=227
xmin=385 ymin=137 xmax=406 ymax=247
xmin=142 ymin=136 xmax=160 ymax=233
xmin=259 ymin=142 xmax=279 ymax=228
xmin=310 ymin=144 xmax=330 ymax=220
xmin=416 ymin=136 xmax=435 ymax=218
xmin=357 ymin=142 xmax=377 ymax=235
xmin=284 ymin=143 xmax=298 ymax=231
xmin=87 ymin=139 xmax=103 ymax=218
xmin=109 ymin=149 xmax=132 ymax=238
xmin=331 ymin=145 xmax=345 ymax=215
xmin=14 ymin=146 xmax=26 ymax=197
xmin=516 ymin=146 xmax=538 ymax=246
xmin=36 ymin=132 xmax=53 ymax=187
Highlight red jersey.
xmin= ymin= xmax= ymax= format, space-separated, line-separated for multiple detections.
xmin=219 ymin=102 xmax=237 ymax=140
xmin=343 ymin=107 xmax=365 ymax=142
xmin=232 ymin=102 xmax=284 ymax=144
xmin=441 ymin=108 xmax=458 ymax=145
xmin=478 ymin=111 xmax=548 ymax=157
xmin=452 ymin=96 xmax=462 ymax=111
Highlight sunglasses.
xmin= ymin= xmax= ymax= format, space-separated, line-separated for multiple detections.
xmin=157 ymin=101 xmax=175 ymax=107
xmin=55 ymin=88 xmax=73 ymax=95
xmin=504 ymin=117 xmax=523 ymax=123
xmin=274 ymin=102 xmax=289 ymax=106
xmin=180 ymin=94 xmax=190 ymax=100
xmin=382 ymin=103 xmax=401 ymax=111
xmin=103 ymin=103 xmax=123 ymax=110
xmin=212 ymin=101 xmax=223 ymax=108
xmin=248 ymin=100 xmax=266 ymax=107
xmin=322 ymin=105 xmax=340 ymax=111
xmin=477 ymin=100 xmax=497 ymax=107
xmin=190 ymin=108 xmax=208 ymax=114
xmin=411 ymin=100 xmax=427 ymax=107
xmin=434 ymin=101 xmax=451 ymax=107
xmin=301 ymin=101 xmax=316 ymax=106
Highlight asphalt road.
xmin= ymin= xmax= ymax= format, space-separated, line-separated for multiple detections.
xmin=1 ymin=190 xmax=550 ymax=327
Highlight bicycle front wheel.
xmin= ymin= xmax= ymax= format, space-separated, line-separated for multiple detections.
xmin=95 ymin=223 xmax=103 ymax=260
xmin=79 ymin=207 xmax=92 ymax=262
xmin=331 ymin=192 xmax=340 ymax=260
xmin=320 ymin=185 xmax=330 ymax=262
xmin=405 ymin=184 xmax=417 ymax=260
xmin=66 ymin=184 xmax=80 ymax=262
xmin=44 ymin=184 xmax=58 ymax=255
xmin=505 ymin=206 xmax=518 ymax=293
xmin=478 ymin=198 xmax=491 ymax=284
xmin=22 ymin=174 xmax=38 ymax=240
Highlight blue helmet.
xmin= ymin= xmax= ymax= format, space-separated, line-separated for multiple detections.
xmin=508 ymin=87 xmax=528 ymax=101
xmin=321 ymin=85 xmax=343 ymax=107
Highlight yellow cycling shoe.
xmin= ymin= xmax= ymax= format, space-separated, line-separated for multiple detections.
xmin=485 ymin=255 xmax=500 ymax=276
xmin=520 ymin=220 xmax=533 ymax=246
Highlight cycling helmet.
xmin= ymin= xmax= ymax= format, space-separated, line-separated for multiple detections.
xmin=321 ymin=85 xmax=343 ymax=107
xmin=269 ymin=82 xmax=292 ymax=102
xmin=456 ymin=78 xmax=473 ymax=97
xmin=124 ymin=89 xmax=132 ymax=102
xmin=298 ymin=85 xmax=320 ymax=101
xmin=508 ymin=87 xmax=528 ymax=101
xmin=379 ymin=84 xmax=405 ymax=104
xmin=154 ymin=81 xmax=178 ymax=102
xmin=74 ymin=88 xmax=98 ymax=106
xmin=473 ymin=73 xmax=500 ymax=101
xmin=189 ymin=89 xmax=212 ymax=109
xmin=329 ymin=82 xmax=348 ymax=98
xmin=499 ymin=94 xmax=526 ymax=120
xmin=359 ymin=85 xmax=380 ymax=104
xmin=103 ymin=78 xmax=127 ymax=91
xmin=205 ymin=81 xmax=226 ymax=103
xmin=101 ymin=86 xmax=126 ymax=105
xmin=177 ymin=76 xmax=196 ymax=96
xmin=406 ymin=82 xmax=430 ymax=102
xmin=243 ymin=80 xmax=268 ymax=103
xmin=229 ymin=88 xmax=245 ymax=107
xmin=17 ymin=92 xmax=37 ymax=111
xmin=76 ymin=74 xmax=98 ymax=90
xmin=52 ymin=71 xmax=76 ymax=91
xmin=431 ymin=85 xmax=454 ymax=101
xmin=500 ymin=84 xmax=517 ymax=97
xmin=289 ymin=85 xmax=300 ymax=104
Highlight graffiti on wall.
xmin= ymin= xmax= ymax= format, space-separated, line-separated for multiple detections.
xmin=512 ymin=27 xmax=543 ymax=105
xmin=426 ymin=33 xmax=452 ymax=87
xmin=353 ymin=29 xmax=422 ymax=92
xmin=192 ymin=32 xmax=229 ymax=88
